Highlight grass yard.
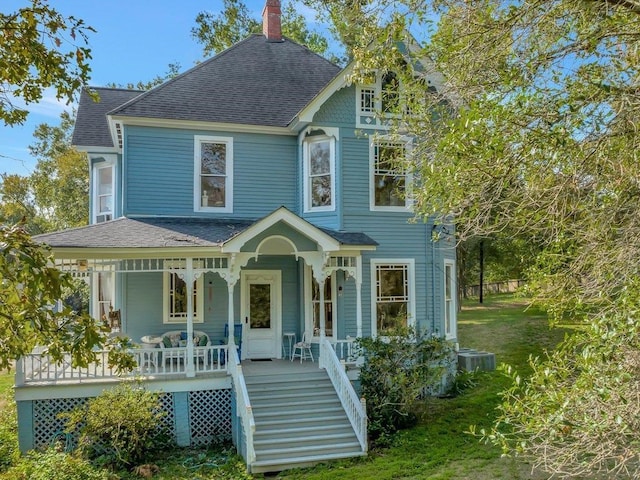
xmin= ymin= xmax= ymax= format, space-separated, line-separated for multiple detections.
xmin=274 ymin=294 xmax=569 ymax=480
xmin=0 ymin=294 xmax=571 ymax=479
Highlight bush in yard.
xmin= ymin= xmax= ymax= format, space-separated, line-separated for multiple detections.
xmin=357 ymin=328 xmax=454 ymax=446
xmin=1 ymin=448 xmax=109 ymax=480
xmin=0 ymin=395 xmax=19 ymax=472
xmin=62 ymin=381 xmax=168 ymax=469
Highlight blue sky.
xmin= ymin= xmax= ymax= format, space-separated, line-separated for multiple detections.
xmin=0 ymin=0 xmax=320 ymax=177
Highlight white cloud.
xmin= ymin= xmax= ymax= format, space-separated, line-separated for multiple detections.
xmin=8 ymin=87 xmax=75 ymax=119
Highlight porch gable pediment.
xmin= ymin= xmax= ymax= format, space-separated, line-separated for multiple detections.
xmin=222 ymin=207 xmax=340 ymax=254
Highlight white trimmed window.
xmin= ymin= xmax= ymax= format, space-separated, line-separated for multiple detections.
xmin=444 ymin=259 xmax=457 ymax=339
xmin=370 ymin=138 xmax=412 ymax=211
xmin=163 ymin=269 xmax=204 ymax=324
xmin=92 ymin=272 xmax=114 ymax=323
xmin=303 ymin=134 xmax=335 ymax=212
xmin=304 ymin=268 xmax=335 ymax=339
xmin=356 ymin=71 xmax=402 ymax=128
xmin=194 ymin=135 xmax=233 ymax=213
xmin=91 ymin=156 xmax=115 ymax=223
xmin=371 ymin=259 xmax=415 ymax=336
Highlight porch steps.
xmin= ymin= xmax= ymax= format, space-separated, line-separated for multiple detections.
xmin=244 ymin=369 xmax=365 ymax=473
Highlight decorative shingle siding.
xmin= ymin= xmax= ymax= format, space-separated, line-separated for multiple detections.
xmin=312 ymin=86 xmax=356 ymax=127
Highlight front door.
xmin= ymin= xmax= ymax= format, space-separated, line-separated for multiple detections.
xmin=241 ymin=270 xmax=281 ymax=359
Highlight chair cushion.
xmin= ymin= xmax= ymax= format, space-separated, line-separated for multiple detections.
xmin=198 ymin=334 xmax=208 ymax=346
xmin=162 ymin=336 xmax=173 ymax=348
xmin=180 ymin=331 xmax=188 ymax=340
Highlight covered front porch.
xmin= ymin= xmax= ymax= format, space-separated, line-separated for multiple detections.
xmin=28 ymin=207 xmax=376 ymax=385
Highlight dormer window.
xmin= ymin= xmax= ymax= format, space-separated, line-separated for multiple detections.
xmin=303 ymin=130 xmax=336 ymax=213
xmin=194 ymin=135 xmax=233 ymax=213
xmin=91 ymin=155 xmax=116 ymax=224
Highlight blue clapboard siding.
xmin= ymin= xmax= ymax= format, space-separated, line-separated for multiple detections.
xmin=123 ymin=125 xmax=297 ymax=218
xmin=122 ymin=256 xmax=301 ymax=345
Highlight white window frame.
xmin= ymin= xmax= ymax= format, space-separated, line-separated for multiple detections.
xmin=356 ymin=71 xmax=403 ymax=129
xmin=444 ymin=259 xmax=457 ymax=340
xmin=91 ymin=155 xmax=116 ymax=224
xmin=163 ymin=266 xmax=205 ymax=324
xmin=303 ymin=135 xmax=336 ymax=213
xmin=194 ymin=135 xmax=234 ymax=213
xmin=369 ymin=136 xmax=413 ymax=212
xmin=304 ymin=266 xmax=336 ymax=341
xmin=92 ymin=272 xmax=114 ymax=323
xmin=370 ymin=259 xmax=415 ymax=337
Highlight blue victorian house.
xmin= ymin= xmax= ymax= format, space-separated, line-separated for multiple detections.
xmin=16 ymin=0 xmax=457 ymax=472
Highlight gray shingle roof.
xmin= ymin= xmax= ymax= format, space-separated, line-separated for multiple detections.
xmin=34 ymin=217 xmax=377 ymax=249
xmin=72 ymin=87 xmax=143 ymax=148
xmin=109 ymin=35 xmax=340 ymax=127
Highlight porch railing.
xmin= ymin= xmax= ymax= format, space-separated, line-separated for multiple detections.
xmin=16 ymin=345 xmax=228 ymax=386
xmin=228 ymin=346 xmax=256 ymax=466
xmin=319 ymin=337 xmax=368 ymax=452
xmin=332 ymin=337 xmax=362 ymax=364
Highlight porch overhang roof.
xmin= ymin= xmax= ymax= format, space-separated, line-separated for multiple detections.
xmin=34 ymin=209 xmax=377 ymax=258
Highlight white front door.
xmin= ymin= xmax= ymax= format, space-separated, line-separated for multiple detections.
xmin=241 ymin=270 xmax=281 ymax=359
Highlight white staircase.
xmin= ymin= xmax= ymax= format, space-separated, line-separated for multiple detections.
xmin=244 ymin=369 xmax=366 ymax=473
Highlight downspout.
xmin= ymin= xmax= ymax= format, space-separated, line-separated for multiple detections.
xmin=430 ymin=223 xmax=436 ymax=335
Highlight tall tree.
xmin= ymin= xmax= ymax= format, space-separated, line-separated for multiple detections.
xmin=28 ymin=111 xmax=89 ymax=230
xmin=192 ymin=0 xmax=337 ymax=61
xmin=327 ymin=0 xmax=640 ymax=477
xmin=0 ymin=224 xmax=133 ymax=371
xmin=0 ymin=0 xmax=94 ymax=125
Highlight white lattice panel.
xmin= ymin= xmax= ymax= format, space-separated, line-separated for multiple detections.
xmin=188 ymin=389 xmax=232 ymax=446
xmin=156 ymin=392 xmax=176 ymax=440
xmin=33 ymin=397 xmax=87 ymax=449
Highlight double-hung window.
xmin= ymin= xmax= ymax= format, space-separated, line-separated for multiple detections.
xmin=356 ymin=70 xmax=402 ymax=128
xmin=371 ymin=260 xmax=415 ymax=336
xmin=371 ymin=138 xmax=412 ymax=211
xmin=163 ymin=264 xmax=204 ymax=324
xmin=91 ymin=156 xmax=115 ymax=223
xmin=444 ymin=259 xmax=457 ymax=339
xmin=303 ymin=134 xmax=335 ymax=212
xmin=194 ymin=135 xmax=233 ymax=213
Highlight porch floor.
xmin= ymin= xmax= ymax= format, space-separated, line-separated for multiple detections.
xmin=241 ymin=358 xmax=321 ymax=377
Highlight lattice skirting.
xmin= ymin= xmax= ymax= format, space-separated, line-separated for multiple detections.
xmin=188 ymin=389 xmax=232 ymax=446
xmin=30 ymin=388 xmax=232 ymax=450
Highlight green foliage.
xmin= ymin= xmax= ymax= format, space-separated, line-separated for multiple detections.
xmin=1 ymin=448 xmax=109 ymax=480
xmin=0 ymin=395 xmax=18 ymax=472
xmin=0 ymin=223 xmax=134 ymax=371
xmin=329 ymin=0 xmax=640 ymax=476
xmin=192 ymin=0 xmax=338 ymax=61
xmin=0 ymin=0 xmax=94 ymax=126
xmin=0 ymin=110 xmax=89 ymax=234
xmin=63 ymin=382 xmax=168 ymax=468
xmin=357 ymin=329 xmax=454 ymax=445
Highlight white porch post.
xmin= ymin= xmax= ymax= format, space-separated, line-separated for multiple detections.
xmin=319 ymin=276 xmax=326 ymax=340
xmin=227 ymin=282 xmax=235 ymax=352
xmin=185 ymin=258 xmax=195 ymax=377
xmin=356 ymin=255 xmax=363 ymax=338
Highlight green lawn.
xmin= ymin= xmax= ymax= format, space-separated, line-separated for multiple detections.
xmin=0 ymin=294 xmax=571 ymax=479
xmin=274 ymin=294 xmax=569 ymax=480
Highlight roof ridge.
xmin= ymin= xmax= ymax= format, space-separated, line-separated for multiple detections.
xmin=107 ymin=35 xmax=261 ymax=116
xmin=85 ymin=86 xmax=145 ymax=93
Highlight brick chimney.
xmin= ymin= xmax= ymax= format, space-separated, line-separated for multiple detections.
xmin=262 ymin=0 xmax=282 ymax=42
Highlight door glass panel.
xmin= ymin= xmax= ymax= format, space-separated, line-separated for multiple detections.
xmin=249 ymin=284 xmax=271 ymax=329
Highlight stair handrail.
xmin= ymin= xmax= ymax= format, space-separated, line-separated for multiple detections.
xmin=228 ymin=346 xmax=256 ymax=465
xmin=319 ymin=337 xmax=368 ymax=452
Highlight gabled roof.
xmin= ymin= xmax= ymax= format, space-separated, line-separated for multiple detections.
xmin=72 ymin=87 xmax=143 ymax=148
xmin=108 ymin=35 xmax=340 ymax=128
